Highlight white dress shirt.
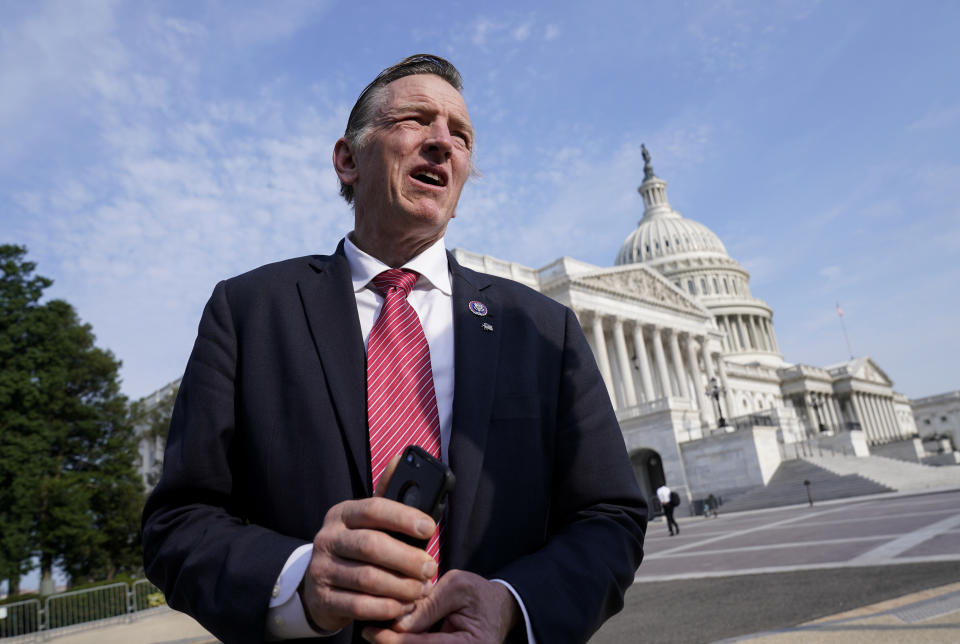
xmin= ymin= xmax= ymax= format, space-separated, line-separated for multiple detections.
xmin=266 ymin=235 xmax=535 ymax=642
xmin=657 ymin=485 xmax=672 ymax=505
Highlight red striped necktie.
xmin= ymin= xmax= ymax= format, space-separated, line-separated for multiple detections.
xmin=366 ymin=268 xmax=442 ymax=566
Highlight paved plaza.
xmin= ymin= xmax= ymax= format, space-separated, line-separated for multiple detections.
xmin=593 ymin=488 xmax=960 ymax=643
xmin=638 ymin=488 xmax=960 ymax=581
xmin=34 ymin=489 xmax=960 ymax=643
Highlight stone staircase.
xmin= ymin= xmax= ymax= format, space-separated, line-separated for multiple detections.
xmin=713 ymin=455 xmax=960 ymax=514
xmin=715 ymin=459 xmax=892 ymax=514
xmin=805 ymin=453 xmax=960 ymax=491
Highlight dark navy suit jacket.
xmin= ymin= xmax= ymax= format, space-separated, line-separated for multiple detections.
xmin=142 ymin=243 xmax=647 ymax=643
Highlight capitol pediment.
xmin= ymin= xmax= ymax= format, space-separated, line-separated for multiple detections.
xmin=828 ymin=356 xmax=894 ymax=386
xmin=854 ymin=358 xmax=893 ymax=386
xmin=572 ymin=267 xmax=708 ymax=316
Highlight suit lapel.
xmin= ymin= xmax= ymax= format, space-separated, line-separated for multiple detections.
xmin=446 ymin=253 xmax=501 ymax=571
xmin=298 ymin=242 xmax=371 ymax=494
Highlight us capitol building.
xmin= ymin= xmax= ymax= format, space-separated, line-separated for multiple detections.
xmin=137 ymin=147 xmax=960 ymax=508
xmin=453 ymin=146 xmax=959 ymax=507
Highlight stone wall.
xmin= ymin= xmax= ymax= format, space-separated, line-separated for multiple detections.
xmin=871 ymin=437 xmax=925 ymax=462
xmin=679 ymin=426 xmax=781 ymax=498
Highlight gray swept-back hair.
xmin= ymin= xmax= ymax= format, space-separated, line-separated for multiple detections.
xmin=339 ymin=54 xmax=466 ymax=204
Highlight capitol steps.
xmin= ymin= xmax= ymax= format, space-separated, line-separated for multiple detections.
xmin=714 ymin=459 xmax=892 ymax=514
xmin=801 ymin=454 xmax=960 ymax=491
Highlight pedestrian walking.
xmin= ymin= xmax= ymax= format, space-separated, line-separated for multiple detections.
xmin=657 ymin=485 xmax=680 ymax=536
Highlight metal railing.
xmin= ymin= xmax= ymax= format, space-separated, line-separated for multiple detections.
xmin=0 ymin=579 xmax=162 ymax=641
xmin=730 ymin=413 xmax=776 ymax=430
xmin=0 ymin=599 xmax=40 ymax=640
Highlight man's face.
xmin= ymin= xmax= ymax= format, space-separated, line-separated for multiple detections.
xmin=342 ymin=74 xmax=474 ymax=247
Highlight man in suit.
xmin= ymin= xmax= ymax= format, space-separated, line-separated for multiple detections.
xmin=142 ymin=54 xmax=646 ymax=644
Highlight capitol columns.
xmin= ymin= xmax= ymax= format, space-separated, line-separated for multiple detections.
xmin=684 ymin=333 xmax=710 ymax=425
xmin=728 ymin=316 xmax=741 ymax=350
xmin=852 ymin=393 xmax=873 ymax=442
xmin=723 ymin=316 xmax=738 ymax=352
xmin=611 ymin=317 xmax=638 ymax=408
xmin=651 ymin=325 xmax=672 ymax=398
xmin=849 ymin=393 xmax=866 ymax=435
xmin=717 ymin=356 xmax=736 ymax=421
xmin=631 ymin=322 xmax=656 ymax=402
xmin=827 ymin=394 xmax=845 ymax=431
xmin=757 ymin=316 xmax=772 ymax=351
xmin=700 ymin=339 xmax=719 ymax=425
xmin=667 ymin=329 xmax=690 ymax=399
xmin=826 ymin=394 xmax=841 ymax=430
xmin=717 ymin=317 xmax=731 ymax=352
xmin=884 ymin=397 xmax=902 ymax=438
xmin=870 ymin=396 xmax=887 ymax=441
xmin=587 ymin=312 xmax=617 ymax=407
xmin=747 ymin=315 xmax=762 ymax=351
xmin=764 ymin=317 xmax=780 ymax=353
xmin=880 ymin=396 xmax=897 ymax=440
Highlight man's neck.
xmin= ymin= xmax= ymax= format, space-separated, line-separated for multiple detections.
xmin=350 ymin=225 xmax=446 ymax=268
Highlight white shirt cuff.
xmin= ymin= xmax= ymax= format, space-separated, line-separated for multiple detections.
xmin=265 ymin=544 xmax=340 ymax=640
xmin=491 ymin=579 xmax=537 ymax=644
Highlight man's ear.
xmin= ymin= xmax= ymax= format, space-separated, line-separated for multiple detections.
xmin=333 ymin=137 xmax=359 ymax=186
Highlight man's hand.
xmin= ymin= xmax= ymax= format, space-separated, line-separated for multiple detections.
xmin=361 ymin=569 xmax=521 ymax=643
xmin=300 ymin=458 xmax=439 ymax=632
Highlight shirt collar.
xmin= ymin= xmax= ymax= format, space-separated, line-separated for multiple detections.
xmin=343 ymin=233 xmax=452 ymax=296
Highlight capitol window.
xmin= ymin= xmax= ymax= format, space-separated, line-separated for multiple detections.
xmin=700 ymin=278 xmax=708 ymax=294
xmin=723 ymin=278 xmax=730 ymax=293
xmin=687 ymin=280 xmax=696 ymax=294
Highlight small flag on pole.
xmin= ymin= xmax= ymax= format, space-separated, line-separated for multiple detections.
xmin=836 ymin=302 xmax=854 ymax=358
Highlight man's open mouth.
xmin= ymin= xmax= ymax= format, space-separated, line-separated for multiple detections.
xmin=412 ymin=169 xmax=447 ymax=187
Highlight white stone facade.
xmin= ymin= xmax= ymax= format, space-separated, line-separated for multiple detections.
xmin=135 ymin=378 xmax=180 ymax=487
xmin=454 ymin=148 xmax=948 ymax=506
xmin=912 ymin=391 xmax=960 ymax=452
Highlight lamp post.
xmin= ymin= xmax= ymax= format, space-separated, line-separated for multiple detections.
xmin=809 ymin=394 xmax=826 ymax=433
xmin=706 ymin=377 xmax=726 ymax=428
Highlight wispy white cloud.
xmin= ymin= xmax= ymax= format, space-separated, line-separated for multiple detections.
xmin=512 ymin=23 xmax=532 ymax=42
xmin=907 ymin=104 xmax=960 ymax=132
xmin=4 ymin=1 xmax=353 ymax=396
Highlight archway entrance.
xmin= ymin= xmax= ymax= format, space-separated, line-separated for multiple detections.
xmin=631 ymin=448 xmax=666 ymax=515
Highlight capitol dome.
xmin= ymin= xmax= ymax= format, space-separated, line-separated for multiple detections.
xmin=616 ymin=211 xmax=728 ymax=265
xmin=615 ymin=146 xmax=728 ymax=266
xmin=614 ymin=145 xmax=784 ymax=368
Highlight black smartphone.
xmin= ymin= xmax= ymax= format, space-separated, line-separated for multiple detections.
xmin=383 ymin=445 xmax=455 ymax=549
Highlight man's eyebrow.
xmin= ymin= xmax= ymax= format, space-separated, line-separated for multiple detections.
xmin=387 ymin=101 xmax=434 ymax=114
xmin=387 ymin=102 xmax=474 ymax=138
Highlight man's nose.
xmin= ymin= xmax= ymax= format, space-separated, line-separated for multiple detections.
xmin=423 ymin=121 xmax=453 ymax=158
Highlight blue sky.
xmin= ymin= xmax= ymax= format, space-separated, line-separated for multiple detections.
xmin=2 ymin=0 xmax=959 ymax=401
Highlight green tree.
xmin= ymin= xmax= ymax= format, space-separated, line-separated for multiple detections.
xmin=0 ymin=244 xmax=144 ymax=591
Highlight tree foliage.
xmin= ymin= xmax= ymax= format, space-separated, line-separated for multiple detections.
xmin=0 ymin=245 xmax=144 ymax=591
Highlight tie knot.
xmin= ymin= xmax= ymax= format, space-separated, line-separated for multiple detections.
xmin=372 ymin=269 xmax=419 ymax=298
